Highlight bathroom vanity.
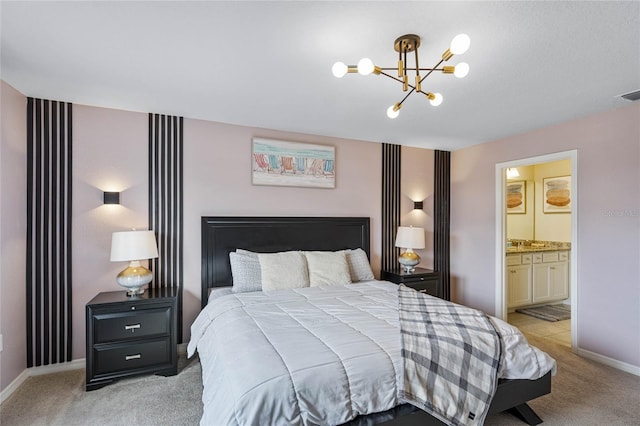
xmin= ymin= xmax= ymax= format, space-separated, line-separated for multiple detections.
xmin=506 ymin=246 xmax=569 ymax=309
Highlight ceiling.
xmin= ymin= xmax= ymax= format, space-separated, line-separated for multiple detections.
xmin=1 ymin=1 xmax=639 ymax=150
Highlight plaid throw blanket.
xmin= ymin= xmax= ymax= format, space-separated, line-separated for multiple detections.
xmin=398 ymin=285 xmax=502 ymax=426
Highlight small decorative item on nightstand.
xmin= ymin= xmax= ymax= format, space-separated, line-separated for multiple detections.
xmin=381 ymin=267 xmax=442 ymax=298
xmin=395 ymin=226 xmax=425 ymax=272
xmin=110 ymin=230 xmax=159 ymax=296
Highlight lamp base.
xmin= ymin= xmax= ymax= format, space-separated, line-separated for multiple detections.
xmin=398 ymin=250 xmax=420 ymax=273
xmin=116 ymin=261 xmax=152 ymax=297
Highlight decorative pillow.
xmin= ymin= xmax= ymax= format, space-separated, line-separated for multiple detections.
xmin=229 ymin=252 xmax=262 ymax=293
xmin=258 ymin=251 xmax=309 ymax=291
xmin=344 ymin=248 xmax=375 ymax=282
xmin=304 ymin=251 xmax=352 ymax=287
xmin=236 ymin=248 xmax=259 ymax=259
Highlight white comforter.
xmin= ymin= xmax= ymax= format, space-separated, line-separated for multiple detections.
xmin=188 ymin=281 xmax=555 ymax=426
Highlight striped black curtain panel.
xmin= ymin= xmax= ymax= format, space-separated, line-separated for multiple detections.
xmin=434 ymin=150 xmax=451 ymax=301
xmin=26 ymin=98 xmax=73 ymax=367
xmin=381 ymin=143 xmax=401 ymax=272
xmin=148 ymin=113 xmax=184 ymax=341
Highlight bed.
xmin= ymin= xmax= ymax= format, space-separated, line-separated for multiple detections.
xmin=190 ymin=216 xmax=555 ymax=425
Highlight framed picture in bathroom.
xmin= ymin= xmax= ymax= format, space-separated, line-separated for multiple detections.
xmin=543 ymin=175 xmax=571 ymax=213
xmin=506 ymin=180 xmax=526 ymax=214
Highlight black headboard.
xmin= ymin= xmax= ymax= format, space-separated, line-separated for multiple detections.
xmin=200 ymin=216 xmax=370 ymax=307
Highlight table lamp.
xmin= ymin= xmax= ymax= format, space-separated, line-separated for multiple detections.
xmin=110 ymin=230 xmax=159 ymax=296
xmin=395 ymin=226 xmax=425 ymax=273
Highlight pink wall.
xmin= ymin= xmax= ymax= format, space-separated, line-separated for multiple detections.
xmin=72 ymin=105 xmax=150 ymax=360
xmin=451 ymin=103 xmax=640 ymax=368
xmin=0 ymin=87 xmax=435 ymax=376
xmin=182 ymin=119 xmax=385 ymax=338
xmin=400 ymin=146 xmax=435 ymax=268
xmin=0 ymin=81 xmax=27 ymax=390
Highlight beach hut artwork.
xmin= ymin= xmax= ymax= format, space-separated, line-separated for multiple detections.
xmin=252 ymin=138 xmax=336 ymax=188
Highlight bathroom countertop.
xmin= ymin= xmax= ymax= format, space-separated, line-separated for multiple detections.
xmin=506 ymin=246 xmax=570 ymax=254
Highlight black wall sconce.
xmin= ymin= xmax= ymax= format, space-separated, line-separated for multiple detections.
xmin=103 ymin=191 xmax=120 ymax=205
xmin=413 ymin=201 xmax=424 ymax=210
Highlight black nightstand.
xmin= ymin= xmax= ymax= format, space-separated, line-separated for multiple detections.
xmin=381 ymin=267 xmax=442 ymax=298
xmin=85 ymin=288 xmax=177 ymax=391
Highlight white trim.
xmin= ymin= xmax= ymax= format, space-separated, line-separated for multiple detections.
xmin=577 ymin=348 xmax=640 ymax=377
xmin=0 ymin=369 xmax=28 ymax=404
xmin=1 ymin=359 xmax=85 ymax=403
xmin=495 ymin=151 xmax=579 ymax=352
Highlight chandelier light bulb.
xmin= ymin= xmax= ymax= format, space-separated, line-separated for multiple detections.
xmin=332 ymin=62 xmax=348 ymax=78
xmin=357 ymin=58 xmax=375 ymax=75
xmin=429 ymin=93 xmax=443 ymax=107
xmin=450 ymin=34 xmax=471 ymax=55
xmin=454 ymin=62 xmax=470 ymax=78
xmin=386 ymin=104 xmax=401 ymax=119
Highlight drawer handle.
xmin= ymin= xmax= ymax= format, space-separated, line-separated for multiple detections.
xmin=124 ymin=324 xmax=141 ymax=332
xmin=419 ymin=289 xmax=428 ymax=293
xmin=419 ymin=277 xmax=425 ymax=281
xmin=125 ymin=354 xmax=141 ymax=361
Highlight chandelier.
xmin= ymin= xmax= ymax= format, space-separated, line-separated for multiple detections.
xmin=332 ymin=33 xmax=470 ymax=119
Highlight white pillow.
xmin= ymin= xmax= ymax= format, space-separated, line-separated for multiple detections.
xmin=344 ymin=248 xmax=375 ymax=282
xmin=236 ymin=248 xmax=259 ymax=259
xmin=258 ymin=251 xmax=309 ymax=291
xmin=229 ymin=252 xmax=262 ymax=293
xmin=304 ymin=251 xmax=352 ymax=287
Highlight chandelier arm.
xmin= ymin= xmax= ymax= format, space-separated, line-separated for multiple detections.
xmin=379 ymin=67 xmax=445 ymax=72
xmin=419 ymin=59 xmax=445 ymax=84
xmin=379 ymin=71 xmax=420 ymax=92
xmin=398 ymin=87 xmax=416 ymax=106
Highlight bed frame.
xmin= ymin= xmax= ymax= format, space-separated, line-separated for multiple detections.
xmin=200 ymin=216 xmax=550 ymax=425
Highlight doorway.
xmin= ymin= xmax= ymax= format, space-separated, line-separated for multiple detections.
xmin=495 ymin=150 xmax=578 ymax=352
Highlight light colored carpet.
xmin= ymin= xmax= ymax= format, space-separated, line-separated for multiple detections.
xmin=1 ymin=337 xmax=638 ymax=425
xmin=0 ymin=355 xmax=202 ymax=426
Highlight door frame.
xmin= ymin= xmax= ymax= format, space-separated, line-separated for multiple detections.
xmin=495 ymin=150 xmax=578 ymax=351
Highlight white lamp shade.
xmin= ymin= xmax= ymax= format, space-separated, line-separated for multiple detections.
xmin=395 ymin=226 xmax=426 ymax=249
xmin=110 ymin=230 xmax=159 ymax=262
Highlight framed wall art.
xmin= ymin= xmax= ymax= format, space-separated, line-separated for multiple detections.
xmin=543 ymin=175 xmax=571 ymax=213
xmin=506 ymin=180 xmax=526 ymax=214
xmin=252 ymin=138 xmax=335 ymax=188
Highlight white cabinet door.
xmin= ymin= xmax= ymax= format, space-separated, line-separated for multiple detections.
xmin=507 ymin=264 xmax=532 ymax=308
xmin=533 ymin=263 xmax=552 ymax=303
xmin=549 ymin=261 xmax=569 ymax=300
xmin=533 ymin=260 xmax=569 ymax=303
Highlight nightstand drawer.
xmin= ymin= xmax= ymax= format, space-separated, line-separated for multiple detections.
xmin=407 ymin=280 xmax=438 ymax=296
xmin=93 ymin=338 xmax=171 ymax=375
xmin=93 ymin=307 xmax=171 ymax=344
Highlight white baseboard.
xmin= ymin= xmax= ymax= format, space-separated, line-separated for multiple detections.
xmin=1 ymin=358 xmax=85 ymax=404
xmin=2 ymin=346 xmax=190 ymax=404
xmin=577 ymin=348 xmax=640 ymax=376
